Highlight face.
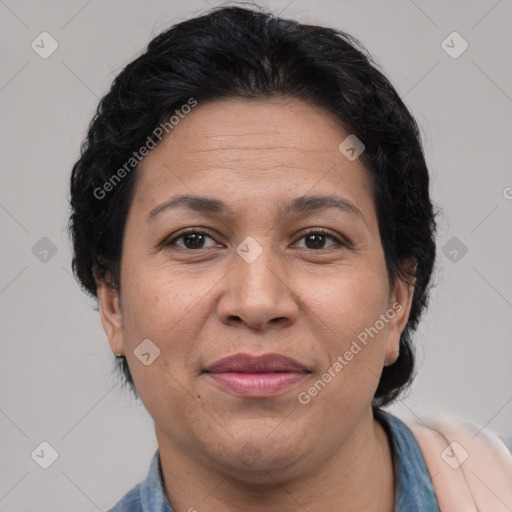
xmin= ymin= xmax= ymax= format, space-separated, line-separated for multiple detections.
xmin=97 ymin=97 xmax=414 ymax=480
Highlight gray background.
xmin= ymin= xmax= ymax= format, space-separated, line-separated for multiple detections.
xmin=1 ymin=0 xmax=511 ymax=510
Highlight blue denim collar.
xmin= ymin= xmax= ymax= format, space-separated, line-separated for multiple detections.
xmin=373 ymin=407 xmax=440 ymax=511
xmin=109 ymin=408 xmax=440 ymax=511
xmin=139 ymin=449 xmax=174 ymax=511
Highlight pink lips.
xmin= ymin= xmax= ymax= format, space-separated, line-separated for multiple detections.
xmin=203 ymin=353 xmax=310 ymax=397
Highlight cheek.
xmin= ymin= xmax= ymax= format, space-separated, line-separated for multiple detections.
xmin=120 ymin=256 xmax=208 ymax=339
xmin=309 ymin=266 xmax=390 ymax=399
xmin=320 ymin=264 xmax=389 ymax=340
xmin=118 ymin=262 xmax=208 ymax=401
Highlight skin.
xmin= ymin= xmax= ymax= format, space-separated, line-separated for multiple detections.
xmin=96 ymin=97 xmax=416 ymax=512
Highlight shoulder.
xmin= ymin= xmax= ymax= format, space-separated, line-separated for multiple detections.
xmin=400 ymin=412 xmax=512 ymax=511
xmin=105 ymin=449 xmax=173 ymax=512
xmin=497 ymin=432 xmax=512 ymax=453
xmin=106 ymin=484 xmax=142 ymax=512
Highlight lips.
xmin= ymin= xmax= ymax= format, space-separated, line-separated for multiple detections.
xmin=203 ymin=353 xmax=310 ymax=397
xmin=204 ymin=353 xmax=310 ymax=374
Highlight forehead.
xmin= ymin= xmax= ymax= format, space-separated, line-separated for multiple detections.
xmin=148 ymin=96 xmax=350 ymax=162
xmin=130 ymin=97 xmax=375 ymax=220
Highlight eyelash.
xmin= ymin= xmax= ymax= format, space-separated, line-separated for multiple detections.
xmin=165 ymin=228 xmax=348 ymax=251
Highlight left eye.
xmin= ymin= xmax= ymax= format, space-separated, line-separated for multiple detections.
xmin=293 ymin=231 xmax=345 ymax=250
xmin=166 ymin=230 xmax=345 ymax=250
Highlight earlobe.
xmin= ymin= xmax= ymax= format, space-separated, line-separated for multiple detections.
xmin=384 ymin=260 xmax=417 ymax=366
xmin=95 ymin=271 xmax=126 ymax=357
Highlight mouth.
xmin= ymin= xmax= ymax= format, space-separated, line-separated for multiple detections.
xmin=203 ymin=353 xmax=311 ymax=397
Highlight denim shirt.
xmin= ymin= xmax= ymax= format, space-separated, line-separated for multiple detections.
xmin=108 ymin=407 xmax=441 ymax=512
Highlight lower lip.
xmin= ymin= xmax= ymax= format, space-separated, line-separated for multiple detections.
xmin=205 ymin=372 xmax=308 ymax=397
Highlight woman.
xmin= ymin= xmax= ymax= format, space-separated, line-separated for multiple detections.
xmin=68 ymin=5 xmax=512 ymax=511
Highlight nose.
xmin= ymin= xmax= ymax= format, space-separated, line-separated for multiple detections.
xmin=216 ymin=241 xmax=299 ymax=331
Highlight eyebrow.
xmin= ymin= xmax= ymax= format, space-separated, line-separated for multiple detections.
xmin=148 ymin=193 xmax=367 ymax=225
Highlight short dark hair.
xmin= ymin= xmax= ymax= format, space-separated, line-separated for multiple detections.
xmin=68 ymin=3 xmax=438 ymax=407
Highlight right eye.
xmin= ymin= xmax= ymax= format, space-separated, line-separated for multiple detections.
xmin=166 ymin=229 xmax=222 ymax=250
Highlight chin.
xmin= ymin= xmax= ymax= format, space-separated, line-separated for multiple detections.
xmin=206 ymin=433 xmax=305 ymax=481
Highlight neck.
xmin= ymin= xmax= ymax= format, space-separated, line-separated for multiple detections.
xmin=157 ymin=408 xmax=395 ymax=512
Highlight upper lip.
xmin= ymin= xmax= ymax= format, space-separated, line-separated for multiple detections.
xmin=204 ymin=353 xmax=310 ymax=374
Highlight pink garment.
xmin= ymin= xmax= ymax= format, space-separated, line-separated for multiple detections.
xmin=404 ymin=414 xmax=512 ymax=511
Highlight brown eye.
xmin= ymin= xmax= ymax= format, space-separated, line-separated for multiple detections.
xmin=294 ymin=230 xmax=346 ymax=250
xmin=167 ymin=230 xmax=219 ymax=250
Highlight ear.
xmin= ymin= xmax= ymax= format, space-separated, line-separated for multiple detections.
xmin=384 ymin=258 xmax=417 ymax=366
xmin=94 ymin=268 xmax=126 ymax=356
